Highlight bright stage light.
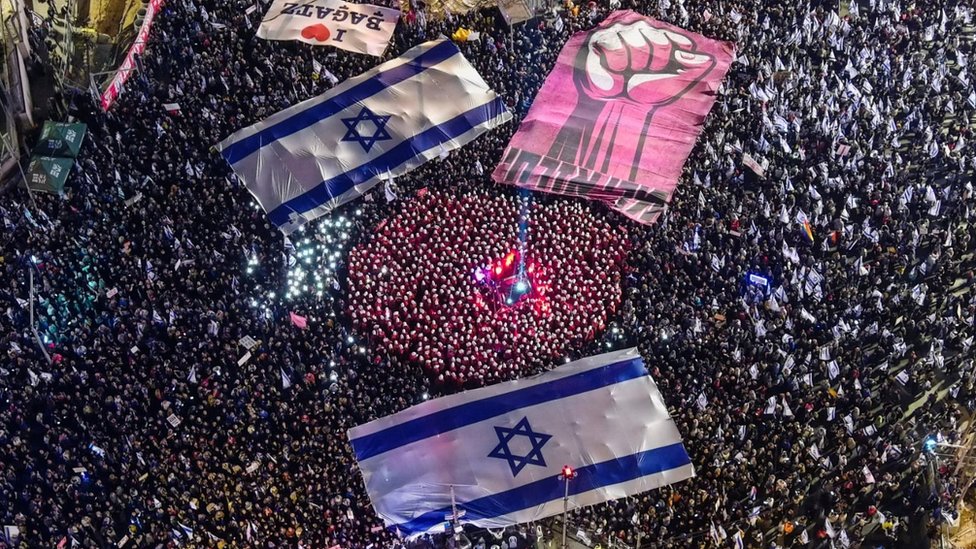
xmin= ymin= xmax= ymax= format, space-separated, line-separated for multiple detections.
xmin=475 ymin=249 xmax=539 ymax=309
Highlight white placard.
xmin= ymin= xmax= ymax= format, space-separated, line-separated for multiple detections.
xmin=257 ymin=0 xmax=400 ymax=56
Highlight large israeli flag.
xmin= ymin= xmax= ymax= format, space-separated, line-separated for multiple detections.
xmin=216 ymin=39 xmax=511 ymax=233
xmin=348 ymin=348 xmax=694 ymax=539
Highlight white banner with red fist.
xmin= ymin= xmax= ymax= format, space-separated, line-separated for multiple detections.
xmin=257 ymin=0 xmax=400 ymax=56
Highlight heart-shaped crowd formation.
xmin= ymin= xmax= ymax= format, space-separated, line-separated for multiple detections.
xmin=346 ymin=189 xmax=630 ymax=387
xmin=301 ymin=24 xmax=331 ymax=42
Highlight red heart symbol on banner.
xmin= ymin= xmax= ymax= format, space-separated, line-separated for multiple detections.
xmin=300 ymin=24 xmax=330 ymax=42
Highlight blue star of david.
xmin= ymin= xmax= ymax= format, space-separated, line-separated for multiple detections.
xmin=487 ymin=417 xmax=552 ymax=477
xmin=340 ymin=107 xmax=392 ymax=152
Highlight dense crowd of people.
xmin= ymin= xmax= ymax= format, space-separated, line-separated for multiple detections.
xmin=1 ymin=0 xmax=975 ymax=546
xmin=346 ymin=188 xmax=629 ymax=385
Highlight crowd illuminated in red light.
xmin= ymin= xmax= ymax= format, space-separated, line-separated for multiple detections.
xmin=346 ymin=188 xmax=630 ymax=385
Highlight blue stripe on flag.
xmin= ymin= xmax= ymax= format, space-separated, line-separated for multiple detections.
xmin=267 ymin=96 xmax=509 ymax=227
xmin=393 ymin=442 xmax=692 ymax=536
xmin=349 ymin=356 xmax=646 ymax=462
xmin=221 ymin=40 xmax=459 ymax=165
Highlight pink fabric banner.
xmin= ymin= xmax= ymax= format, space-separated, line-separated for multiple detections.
xmin=492 ymin=11 xmax=734 ymax=223
xmin=100 ymin=0 xmax=166 ymax=111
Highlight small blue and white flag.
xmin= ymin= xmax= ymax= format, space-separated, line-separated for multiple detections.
xmin=347 ymin=348 xmax=694 ymax=538
xmin=217 ymin=39 xmax=511 ymax=233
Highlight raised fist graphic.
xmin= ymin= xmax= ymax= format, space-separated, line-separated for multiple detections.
xmin=580 ymin=20 xmax=716 ymax=105
xmin=546 ymin=19 xmax=716 ymax=185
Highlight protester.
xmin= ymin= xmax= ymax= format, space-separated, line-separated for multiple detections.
xmin=1 ymin=0 xmax=974 ymax=546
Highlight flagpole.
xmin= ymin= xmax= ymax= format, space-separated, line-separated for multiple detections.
xmin=450 ymin=485 xmax=460 ymax=543
xmin=561 ymin=477 xmax=569 ymax=549
xmin=559 ymin=465 xmax=576 ymax=549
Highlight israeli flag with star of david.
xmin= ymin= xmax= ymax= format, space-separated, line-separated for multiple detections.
xmin=216 ymin=38 xmax=511 ymax=233
xmin=347 ymin=348 xmax=695 ymax=539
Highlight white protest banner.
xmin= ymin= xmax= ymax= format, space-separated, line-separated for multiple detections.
xmin=742 ymin=153 xmax=767 ymax=178
xmin=257 ymin=0 xmax=400 ymax=56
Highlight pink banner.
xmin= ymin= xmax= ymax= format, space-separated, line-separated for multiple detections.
xmin=492 ymin=11 xmax=734 ymax=223
xmin=100 ymin=0 xmax=166 ymax=111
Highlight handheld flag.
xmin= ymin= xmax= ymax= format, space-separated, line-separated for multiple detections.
xmin=217 ymin=39 xmax=511 ymax=233
xmin=347 ymin=348 xmax=694 ymax=538
xmin=800 ymin=220 xmax=814 ymax=243
xmin=290 ymin=312 xmax=308 ymax=329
